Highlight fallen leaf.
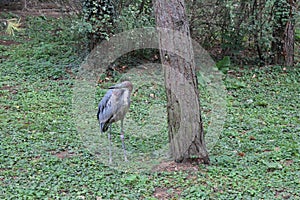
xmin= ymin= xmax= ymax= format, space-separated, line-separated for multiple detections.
xmin=238 ymin=152 xmax=245 ymax=157
xmin=249 ymin=136 xmax=256 ymax=140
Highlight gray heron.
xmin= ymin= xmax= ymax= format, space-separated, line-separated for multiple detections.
xmin=97 ymin=81 xmax=133 ymax=163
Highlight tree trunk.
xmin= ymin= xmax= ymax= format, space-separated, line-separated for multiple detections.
xmin=272 ymin=0 xmax=295 ymax=66
xmin=284 ymin=0 xmax=295 ymax=66
xmin=153 ymin=0 xmax=209 ymax=164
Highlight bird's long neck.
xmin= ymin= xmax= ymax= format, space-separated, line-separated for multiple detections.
xmin=122 ymin=89 xmax=131 ymax=106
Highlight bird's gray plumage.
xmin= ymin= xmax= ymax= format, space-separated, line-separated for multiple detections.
xmin=97 ymin=81 xmax=133 ymax=163
xmin=97 ymin=89 xmax=116 ymax=132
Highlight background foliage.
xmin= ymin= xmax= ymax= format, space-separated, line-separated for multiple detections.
xmin=77 ymin=0 xmax=299 ymax=66
xmin=187 ymin=0 xmax=298 ymax=65
xmin=9 ymin=0 xmax=296 ymax=66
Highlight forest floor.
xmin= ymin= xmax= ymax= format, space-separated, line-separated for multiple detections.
xmin=0 ymin=9 xmax=299 ymax=199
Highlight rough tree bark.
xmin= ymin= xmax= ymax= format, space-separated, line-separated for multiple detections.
xmin=153 ymin=0 xmax=209 ymax=164
xmin=272 ymin=0 xmax=296 ymax=66
xmin=284 ymin=0 xmax=296 ymax=66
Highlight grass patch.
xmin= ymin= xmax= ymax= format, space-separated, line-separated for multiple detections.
xmin=1 ymin=16 xmax=299 ymax=199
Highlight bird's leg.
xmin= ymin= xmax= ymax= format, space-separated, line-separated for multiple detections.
xmin=108 ymin=125 xmax=113 ymax=164
xmin=120 ymin=119 xmax=128 ymax=162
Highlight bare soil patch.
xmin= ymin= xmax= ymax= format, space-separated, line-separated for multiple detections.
xmin=0 ymin=39 xmax=20 ymax=46
xmin=52 ymin=150 xmax=75 ymax=159
xmin=0 ymin=84 xmax=18 ymax=95
xmin=0 ymin=1 xmax=75 ymax=18
xmin=152 ymin=160 xmax=200 ymax=172
xmin=153 ymin=187 xmax=182 ymax=200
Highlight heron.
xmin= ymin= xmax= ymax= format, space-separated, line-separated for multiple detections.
xmin=97 ymin=81 xmax=133 ymax=163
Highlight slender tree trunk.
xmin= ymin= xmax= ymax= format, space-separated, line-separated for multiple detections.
xmin=284 ymin=0 xmax=295 ymax=66
xmin=272 ymin=0 xmax=295 ymax=66
xmin=252 ymin=0 xmax=264 ymax=64
xmin=153 ymin=0 xmax=209 ymax=164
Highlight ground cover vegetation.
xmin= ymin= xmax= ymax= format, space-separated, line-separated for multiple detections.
xmin=0 ymin=0 xmax=299 ymax=199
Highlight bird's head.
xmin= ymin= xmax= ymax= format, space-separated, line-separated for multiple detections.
xmin=109 ymin=81 xmax=133 ymax=92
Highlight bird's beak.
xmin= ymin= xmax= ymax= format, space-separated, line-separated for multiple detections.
xmin=109 ymin=83 xmax=122 ymax=89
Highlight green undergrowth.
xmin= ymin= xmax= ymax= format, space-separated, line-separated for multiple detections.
xmin=1 ymin=16 xmax=299 ymax=199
